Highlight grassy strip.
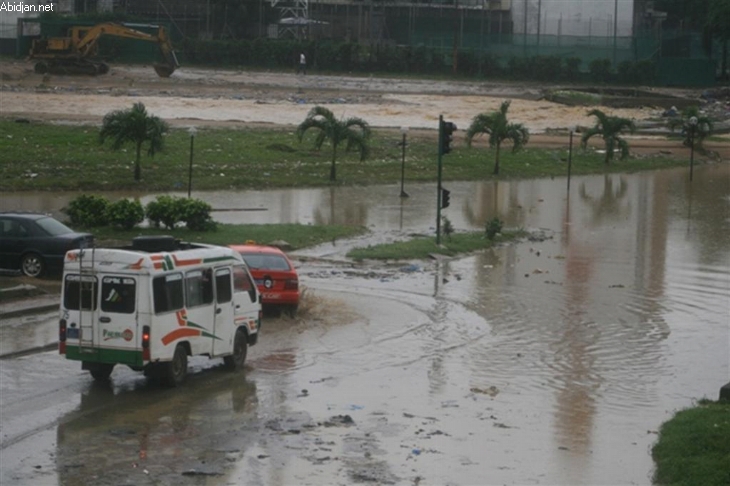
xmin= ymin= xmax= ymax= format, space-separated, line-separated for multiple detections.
xmin=0 ymin=120 xmax=691 ymax=191
xmin=90 ymin=223 xmax=366 ymax=250
xmin=651 ymin=399 xmax=730 ymax=486
xmin=347 ymin=230 xmax=525 ymax=260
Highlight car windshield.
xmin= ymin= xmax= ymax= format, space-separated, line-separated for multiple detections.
xmin=35 ymin=216 xmax=74 ymax=236
xmin=240 ymin=253 xmax=290 ymax=271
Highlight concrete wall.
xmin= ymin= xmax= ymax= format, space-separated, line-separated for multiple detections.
xmin=512 ymin=0 xmax=635 ymax=37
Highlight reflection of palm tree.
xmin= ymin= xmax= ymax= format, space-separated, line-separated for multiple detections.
xmin=464 ymin=180 xmax=527 ymax=229
xmin=579 ymin=175 xmax=630 ymax=224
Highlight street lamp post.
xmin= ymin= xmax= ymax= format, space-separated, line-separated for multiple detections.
xmin=399 ymin=126 xmax=409 ymax=198
xmin=567 ymin=126 xmax=575 ymax=192
xmin=187 ymin=127 xmax=197 ymax=198
xmin=688 ymin=116 xmax=697 ymax=182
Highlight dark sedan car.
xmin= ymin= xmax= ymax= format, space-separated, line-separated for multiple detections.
xmin=0 ymin=212 xmax=94 ymax=277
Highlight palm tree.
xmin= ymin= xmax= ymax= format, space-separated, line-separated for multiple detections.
xmin=667 ymin=106 xmax=713 ymax=153
xmin=296 ymin=106 xmax=371 ymax=182
xmin=581 ymin=109 xmax=635 ymax=165
xmin=99 ymin=102 xmax=169 ymax=181
xmin=465 ymin=100 xmax=529 ymax=175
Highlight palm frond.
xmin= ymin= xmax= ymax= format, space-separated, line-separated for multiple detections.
xmin=465 ymin=113 xmax=496 ymax=147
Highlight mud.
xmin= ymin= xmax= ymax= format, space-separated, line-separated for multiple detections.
xmin=0 ymin=60 xmax=705 ymax=135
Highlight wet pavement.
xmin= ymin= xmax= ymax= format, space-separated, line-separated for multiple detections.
xmin=0 ymin=163 xmax=728 ymax=485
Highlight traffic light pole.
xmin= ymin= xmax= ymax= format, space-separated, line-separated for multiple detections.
xmin=436 ymin=115 xmax=444 ymax=245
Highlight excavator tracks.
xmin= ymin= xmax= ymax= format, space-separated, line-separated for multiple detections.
xmin=34 ymin=59 xmax=109 ymax=76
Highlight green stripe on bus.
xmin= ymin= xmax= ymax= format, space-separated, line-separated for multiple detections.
xmin=65 ymin=346 xmax=144 ymax=367
xmin=203 ymin=256 xmax=236 ymax=263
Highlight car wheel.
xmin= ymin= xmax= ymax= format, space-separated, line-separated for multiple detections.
xmin=88 ymin=363 xmax=114 ymax=381
xmin=223 ymin=329 xmax=248 ymax=371
xmin=163 ymin=344 xmax=188 ymax=387
xmin=21 ymin=253 xmax=45 ymax=278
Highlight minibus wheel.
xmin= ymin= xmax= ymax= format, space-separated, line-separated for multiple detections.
xmin=164 ymin=344 xmax=188 ymax=387
xmin=88 ymin=363 xmax=114 ymax=381
xmin=224 ymin=329 xmax=247 ymax=371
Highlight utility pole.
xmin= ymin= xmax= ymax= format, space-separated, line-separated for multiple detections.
xmin=613 ymin=0 xmax=618 ymax=65
xmin=452 ymin=0 xmax=460 ymax=74
xmin=437 ymin=115 xmax=444 ymax=245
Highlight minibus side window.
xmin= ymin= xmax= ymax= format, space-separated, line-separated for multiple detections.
xmin=63 ymin=275 xmax=98 ymax=310
xmin=215 ymin=268 xmax=232 ymax=304
xmin=153 ymin=273 xmax=184 ymax=314
xmin=101 ymin=276 xmax=136 ymax=314
xmin=233 ymin=265 xmax=256 ymax=303
xmin=186 ymin=268 xmax=214 ymax=308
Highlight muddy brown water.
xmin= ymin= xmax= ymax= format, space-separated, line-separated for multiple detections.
xmin=0 ymin=164 xmax=728 ymax=485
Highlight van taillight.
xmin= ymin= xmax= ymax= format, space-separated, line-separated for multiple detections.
xmin=284 ymin=278 xmax=299 ymax=290
xmin=142 ymin=325 xmax=151 ymax=361
xmin=59 ymin=319 xmax=67 ymax=354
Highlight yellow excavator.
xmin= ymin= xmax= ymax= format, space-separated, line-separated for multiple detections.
xmin=29 ymin=22 xmax=179 ymax=77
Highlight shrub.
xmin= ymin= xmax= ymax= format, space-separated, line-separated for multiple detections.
xmin=563 ymin=57 xmax=582 ymax=81
xmin=589 ymin=58 xmax=613 ymax=83
xmin=145 ymin=195 xmax=180 ymax=229
xmin=145 ymin=196 xmax=216 ymax=231
xmin=178 ymin=198 xmax=217 ymax=231
xmin=63 ymin=194 xmax=110 ymax=227
xmin=485 ymin=217 xmax=503 ymax=240
xmin=106 ymin=198 xmax=144 ymax=230
xmin=442 ymin=216 xmax=454 ymax=241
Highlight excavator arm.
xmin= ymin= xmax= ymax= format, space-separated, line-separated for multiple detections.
xmin=74 ymin=23 xmax=179 ymax=77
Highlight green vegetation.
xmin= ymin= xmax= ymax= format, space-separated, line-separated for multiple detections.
xmin=297 ymin=106 xmax=371 ymax=182
xmin=544 ymin=90 xmax=603 ymax=106
xmin=652 ymin=399 xmax=730 ymax=486
xmin=465 ymin=100 xmax=530 ymax=175
xmin=346 ymin=229 xmax=525 ymax=260
xmin=667 ymin=106 xmax=715 ymax=152
xmin=0 ymin=120 xmax=693 ymax=192
xmin=91 ymin=223 xmax=366 ymax=250
xmin=581 ymin=109 xmax=636 ymax=164
xmin=99 ymin=102 xmax=169 ymax=181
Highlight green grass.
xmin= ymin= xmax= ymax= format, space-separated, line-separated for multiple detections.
xmin=91 ymin=223 xmax=366 ymax=250
xmin=346 ymin=230 xmax=525 ymax=260
xmin=545 ymin=89 xmax=603 ymax=106
xmin=0 ymin=120 xmax=693 ymax=191
xmin=652 ymin=399 xmax=730 ymax=486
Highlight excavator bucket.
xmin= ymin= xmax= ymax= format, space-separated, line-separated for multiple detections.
xmin=153 ymin=63 xmax=176 ymax=78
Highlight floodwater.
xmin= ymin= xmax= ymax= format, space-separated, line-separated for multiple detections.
xmin=1 ymin=164 xmax=728 ymax=485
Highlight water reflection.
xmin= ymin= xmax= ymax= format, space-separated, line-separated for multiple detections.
xmin=56 ymin=369 xmax=258 ymax=486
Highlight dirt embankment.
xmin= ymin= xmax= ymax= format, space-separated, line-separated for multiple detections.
xmin=1 ymin=60 xmax=728 ymax=160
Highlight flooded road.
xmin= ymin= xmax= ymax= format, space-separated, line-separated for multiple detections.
xmin=1 ymin=164 xmax=728 ymax=485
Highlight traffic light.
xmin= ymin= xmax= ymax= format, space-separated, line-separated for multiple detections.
xmin=441 ymin=188 xmax=451 ymax=209
xmin=440 ymin=120 xmax=457 ymax=155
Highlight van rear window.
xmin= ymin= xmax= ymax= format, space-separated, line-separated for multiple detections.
xmin=101 ymin=276 xmax=136 ymax=314
xmin=64 ymin=275 xmax=98 ymax=311
xmin=153 ymin=273 xmax=184 ymax=314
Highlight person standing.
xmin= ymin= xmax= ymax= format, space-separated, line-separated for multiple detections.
xmin=297 ymin=52 xmax=306 ymax=75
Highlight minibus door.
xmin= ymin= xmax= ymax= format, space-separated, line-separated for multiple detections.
xmin=64 ymin=274 xmax=99 ymax=353
xmin=213 ymin=267 xmax=234 ymax=356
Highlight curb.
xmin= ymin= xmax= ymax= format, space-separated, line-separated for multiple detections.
xmin=0 ymin=303 xmax=59 ymax=320
xmin=0 ymin=342 xmax=58 ymax=360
